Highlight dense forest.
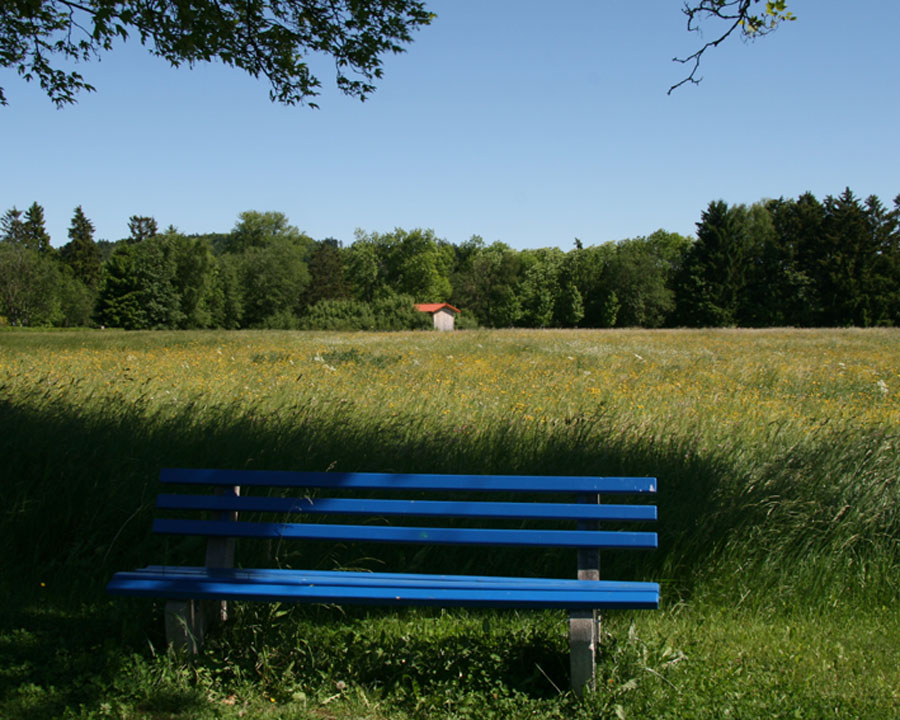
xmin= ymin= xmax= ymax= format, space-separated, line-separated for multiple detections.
xmin=1 ymin=188 xmax=899 ymax=330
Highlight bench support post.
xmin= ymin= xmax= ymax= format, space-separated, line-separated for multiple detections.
xmin=165 ymin=600 xmax=206 ymax=653
xmin=205 ymin=485 xmax=239 ymax=625
xmin=164 ymin=485 xmax=239 ymax=653
xmin=569 ymin=493 xmax=600 ymax=696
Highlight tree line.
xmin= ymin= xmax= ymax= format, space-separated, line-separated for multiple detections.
xmin=1 ymin=187 xmax=898 ymax=330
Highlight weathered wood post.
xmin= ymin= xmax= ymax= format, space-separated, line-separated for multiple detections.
xmin=569 ymin=492 xmax=600 ymax=696
xmin=164 ymin=598 xmax=206 ymax=654
xmin=205 ymin=485 xmax=239 ymax=622
xmin=165 ymin=485 xmax=239 ymax=652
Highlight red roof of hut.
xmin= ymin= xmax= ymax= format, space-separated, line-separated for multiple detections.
xmin=414 ymin=303 xmax=460 ymax=314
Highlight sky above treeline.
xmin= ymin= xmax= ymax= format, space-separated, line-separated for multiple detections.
xmin=1 ymin=0 xmax=898 ymax=251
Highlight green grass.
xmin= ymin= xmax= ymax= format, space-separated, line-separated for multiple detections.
xmin=1 ymin=328 xmax=898 ymax=718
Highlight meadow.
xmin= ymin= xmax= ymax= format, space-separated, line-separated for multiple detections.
xmin=1 ymin=327 xmax=898 ymax=719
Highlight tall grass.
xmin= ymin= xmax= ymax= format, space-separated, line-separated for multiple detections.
xmin=1 ymin=328 xmax=898 ymax=718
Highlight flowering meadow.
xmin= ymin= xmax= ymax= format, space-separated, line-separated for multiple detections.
xmin=1 ymin=328 xmax=898 ymax=718
xmin=5 ymin=326 xmax=897 ymax=451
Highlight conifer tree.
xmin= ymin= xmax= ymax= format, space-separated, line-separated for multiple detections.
xmin=674 ymin=200 xmax=751 ymax=327
xmin=127 ymin=215 xmax=158 ymax=243
xmin=0 ymin=207 xmax=26 ymax=244
xmin=60 ymin=206 xmax=101 ymax=288
xmin=23 ymin=202 xmax=52 ymax=253
xmin=819 ymin=189 xmax=873 ymax=326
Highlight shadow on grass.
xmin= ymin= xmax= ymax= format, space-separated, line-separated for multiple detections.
xmin=0 ymin=396 xmax=740 ymax=587
xmin=0 ymin=393 xmax=844 ymax=711
xmin=0 ymin=593 xmax=208 ymax=720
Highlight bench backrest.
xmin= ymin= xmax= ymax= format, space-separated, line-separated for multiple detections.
xmin=154 ymin=468 xmax=657 ymax=551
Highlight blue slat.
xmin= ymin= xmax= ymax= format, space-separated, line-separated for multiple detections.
xmin=107 ymin=570 xmax=659 ymax=609
xmin=156 ymin=494 xmax=657 ymax=522
xmin=135 ymin=565 xmax=658 ymax=592
xmin=153 ymin=518 xmax=658 ymax=548
xmin=160 ymin=468 xmax=657 ymax=494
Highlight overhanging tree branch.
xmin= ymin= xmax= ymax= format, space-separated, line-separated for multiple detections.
xmin=669 ymin=0 xmax=796 ymax=94
xmin=0 ymin=0 xmax=434 ymax=107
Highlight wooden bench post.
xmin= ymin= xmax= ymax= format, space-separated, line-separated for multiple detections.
xmin=205 ymin=485 xmax=239 ymax=624
xmin=569 ymin=492 xmax=600 ymax=696
xmin=165 ymin=485 xmax=238 ymax=652
xmin=165 ymin=599 xmax=206 ymax=653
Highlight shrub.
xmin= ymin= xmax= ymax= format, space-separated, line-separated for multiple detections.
xmin=300 ymin=298 xmax=377 ymax=330
xmin=372 ymin=293 xmax=432 ymax=331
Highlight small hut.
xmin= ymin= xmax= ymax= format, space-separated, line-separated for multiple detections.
xmin=414 ymin=303 xmax=460 ymax=331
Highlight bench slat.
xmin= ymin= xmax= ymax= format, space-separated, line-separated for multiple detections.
xmin=160 ymin=468 xmax=657 ymax=494
xmin=153 ymin=518 xmax=658 ymax=548
xmin=135 ymin=565 xmax=658 ymax=592
xmin=108 ymin=569 xmax=659 ymax=609
xmin=157 ymin=494 xmax=658 ymax=522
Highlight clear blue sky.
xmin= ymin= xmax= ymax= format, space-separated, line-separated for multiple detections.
xmin=1 ymin=0 xmax=898 ymax=250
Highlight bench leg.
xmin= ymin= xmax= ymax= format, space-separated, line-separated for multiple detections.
xmin=204 ymin=485 xmax=239 ymax=627
xmin=571 ymin=493 xmax=601 ymax=696
xmin=569 ymin=609 xmax=598 ymax=696
xmin=165 ymin=600 xmax=206 ymax=653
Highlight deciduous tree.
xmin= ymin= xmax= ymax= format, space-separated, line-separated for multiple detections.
xmin=0 ymin=244 xmax=61 ymax=325
xmin=0 ymin=0 xmax=433 ymax=107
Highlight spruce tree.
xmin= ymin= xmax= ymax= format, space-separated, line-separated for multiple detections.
xmin=819 ymin=189 xmax=872 ymax=326
xmin=60 ymin=206 xmax=101 ymax=288
xmin=766 ymin=194 xmax=822 ymax=326
xmin=674 ymin=200 xmax=751 ymax=327
xmin=23 ymin=202 xmax=52 ymax=253
xmin=0 ymin=207 xmax=26 ymax=244
xmin=127 ymin=215 xmax=158 ymax=243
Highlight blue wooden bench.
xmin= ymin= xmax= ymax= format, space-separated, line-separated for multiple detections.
xmin=107 ymin=468 xmax=659 ymax=694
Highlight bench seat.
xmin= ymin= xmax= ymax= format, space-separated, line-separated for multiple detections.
xmin=109 ymin=566 xmax=660 ymax=608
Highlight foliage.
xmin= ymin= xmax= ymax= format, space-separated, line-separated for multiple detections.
xmin=672 ymin=0 xmax=797 ymax=93
xmin=300 ymin=297 xmax=377 ymax=331
xmin=601 ymin=230 xmax=689 ymax=328
xmin=450 ymin=241 xmax=522 ymax=327
xmin=299 ymin=293 xmax=430 ymax=331
xmin=304 ymin=238 xmax=349 ymax=308
xmin=3 ymin=188 xmax=900 ymax=331
xmin=94 ymin=235 xmax=184 ymax=329
xmin=167 ymin=231 xmax=222 ymax=328
xmin=237 ymin=236 xmax=311 ymax=328
xmin=674 ymin=200 xmax=751 ymax=326
xmin=23 ymin=201 xmax=53 ymax=253
xmin=0 ymin=206 xmax=26 ymax=244
xmin=59 ymin=205 xmax=102 ymax=288
xmin=352 ymin=227 xmax=454 ymax=303
xmin=56 ymin=265 xmax=96 ymax=327
xmin=0 ymin=244 xmax=61 ymax=325
xmin=0 ymin=0 xmax=434 ymax=107
xmin=227 ymin=210 xmax=310 ymax=254
xmin=127 ymin=214 xmax=158 ymax=243
xmin=372 ymin=292 xmax=433 ymax=331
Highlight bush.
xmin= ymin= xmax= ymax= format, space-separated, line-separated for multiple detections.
xmin=372 ymin=293 xmax=432 ymax=331
xmin=300 ymin=298 xmax=377 ymax=330
xmin=455 ymin=311 xmax=479 ymax=330
xmin=260 ymin=309 xmax=301 ymax=330
xmin=300 ymin=295 xmax=433 ymax=331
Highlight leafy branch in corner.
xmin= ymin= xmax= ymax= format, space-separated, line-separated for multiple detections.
xmin=0 ymin=0 xmax=434 ymax=107
xmin=669 ymin=0 xmax=796 ymax=94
